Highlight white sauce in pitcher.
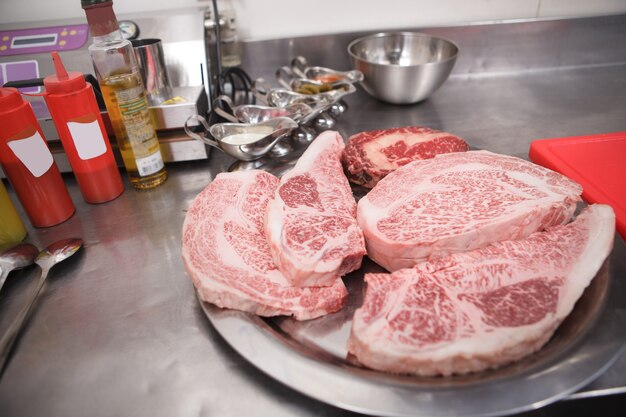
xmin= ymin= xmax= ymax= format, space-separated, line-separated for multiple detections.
xmin=221 ymin=133 xmax=267 ymax=145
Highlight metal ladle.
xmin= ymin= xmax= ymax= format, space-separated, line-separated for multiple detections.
xmin=0 ymin=243 xmax=39 ymax=292
xmin=184 ymin=115 xmax=298 ymax=161
xmin=0 ymin=238 xmax=83 ymax=375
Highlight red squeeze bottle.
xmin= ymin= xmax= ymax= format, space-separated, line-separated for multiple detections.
xmin=0 ymin=87 xmax=75 ymax=227
xmin=43 ymin=51 xmax=124 ymax=203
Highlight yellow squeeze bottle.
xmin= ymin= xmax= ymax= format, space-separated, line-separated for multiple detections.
xmin=0 ymin=181 xmax=27 ymax=246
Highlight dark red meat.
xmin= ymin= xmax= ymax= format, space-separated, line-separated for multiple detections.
xmin=342 ymin=126 xmax=469 ymax=188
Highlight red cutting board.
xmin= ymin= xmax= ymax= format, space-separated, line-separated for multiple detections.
xmin=529 ymin=131 xmax=626 ymax=240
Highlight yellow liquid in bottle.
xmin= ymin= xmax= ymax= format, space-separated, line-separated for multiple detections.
xmin=0 ymin=181 xmax=27 ymax=246
xmin=100 ymin=70 xmax=167 ymax=190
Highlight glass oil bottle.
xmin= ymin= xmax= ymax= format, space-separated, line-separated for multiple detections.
xmin=81 ymin=0 xmax=167 ymax=189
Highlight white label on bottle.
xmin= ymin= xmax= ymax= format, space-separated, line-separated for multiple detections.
xmin=67 ymin=120 xmax=107 ymax=160
xmin=7 ymin=131 xmax=54 ymax=178
xmin=136 ymin=149 xmax=164 ymax=177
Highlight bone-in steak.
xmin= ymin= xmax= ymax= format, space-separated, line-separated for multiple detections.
xmin=348 ymin=204 xmax=615 ymax=376
xmin=182 ymin=170 xmax=348 ymax=320
xmin=358 ymin=150 xmax=583 ymax=271
xmin=342 ymin=126 xmax=469 ymax=188
xmin=266 ymin=131 xmax=366 ymax=287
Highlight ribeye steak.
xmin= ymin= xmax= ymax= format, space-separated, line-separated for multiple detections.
xmin=358 ymin=150 xmax=583 ymax=271
xmin=266 ymin=130 xmax=366 ymax=287
xmin=342 ymin=126 xmax=469 ymax=188
xmin=182 ymin=170 xmax=348 ymax=320
xmin=348 ymin=204 xmax=615 ymax=376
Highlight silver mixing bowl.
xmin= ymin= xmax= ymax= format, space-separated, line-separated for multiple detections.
xmin=348 ymin=32 xmax=459 ymax=104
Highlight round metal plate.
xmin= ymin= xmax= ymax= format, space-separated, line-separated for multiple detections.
xmin=200 ymin=239 xmax=626 ymax=417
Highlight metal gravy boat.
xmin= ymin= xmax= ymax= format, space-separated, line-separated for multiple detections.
xmin=273 ymin=68 xmax=358 ymax=99
xmin=251 ymin=78 xmax=354 ymax=124
xmin=290 ymin=56 xmax=364 ymax=84
xmin=212 ymin=95 xmax=313 ymax=124
xmin=184 ymin=115 xmax=298 ymax=161
xmin=276 ymin=66 xmax=359 ymax=95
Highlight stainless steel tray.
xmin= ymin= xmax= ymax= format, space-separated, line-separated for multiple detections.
xmin=200 ymin=239 xmax=626 ymax=417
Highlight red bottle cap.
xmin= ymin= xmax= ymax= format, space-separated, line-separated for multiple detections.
xmin=43 ymin=51 xmax=86 ymax=94
xmin=0 ymin=87 xmax=24 ymax=113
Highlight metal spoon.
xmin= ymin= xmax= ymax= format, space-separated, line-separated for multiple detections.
xmin=0 ymin=238 xmax=83 ymax=374
xmin=0 ymin=243 xmax=39 ymax=292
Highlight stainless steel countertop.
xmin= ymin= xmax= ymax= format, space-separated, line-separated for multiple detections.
xmin=1 ymin=13 xmax=626 ymax=417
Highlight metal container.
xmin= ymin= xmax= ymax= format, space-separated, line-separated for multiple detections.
xmin=131 ymin=38 xmax=172 ymax=105
xmin=348 ymin=32 xmax=458 ymax=104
